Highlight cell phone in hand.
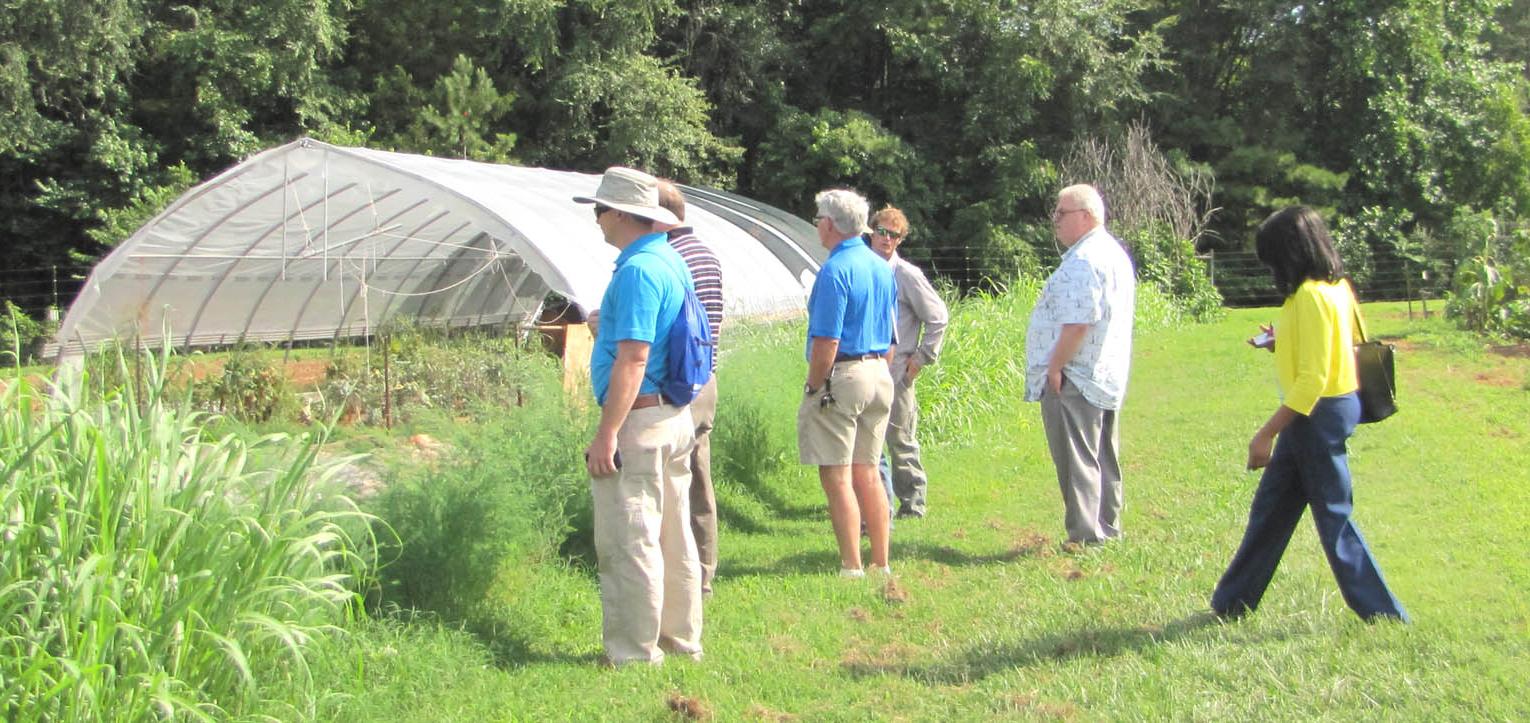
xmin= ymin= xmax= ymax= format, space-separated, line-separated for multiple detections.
xmin=584 ymin=450 xmax=623 ymax=469
xmin=1251 ymin=331 xmax=1273 ymax=347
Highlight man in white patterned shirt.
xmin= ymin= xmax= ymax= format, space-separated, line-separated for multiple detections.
xmin=1024 ymin=184 xmax=1136 ymax=546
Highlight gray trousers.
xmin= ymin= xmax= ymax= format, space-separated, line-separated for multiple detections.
xmin=1040 ymin=377 xmax=1122 ymax=544
xmin=887 ymin=377 xmax=929 ymax=514
xmin=688 ymin=376 xmax=719 ymax=594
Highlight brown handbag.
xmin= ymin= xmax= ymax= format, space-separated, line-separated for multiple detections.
xmin=1352 ymin=304 xmax=1397 ymax=424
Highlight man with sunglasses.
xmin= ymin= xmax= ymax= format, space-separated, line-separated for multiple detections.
xmin=1025 ymin=184 xmax=1136 ymax=548
xmin=867 ymin=206 xmax=949 ymax=519
xmin=573 ymin=166 xmax=703 ymax=666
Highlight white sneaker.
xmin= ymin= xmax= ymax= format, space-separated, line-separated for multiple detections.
xmin=870 ymin=565 xmax=893 ymax=577
xmin=839 ymin=567 xmax=866 ymax=579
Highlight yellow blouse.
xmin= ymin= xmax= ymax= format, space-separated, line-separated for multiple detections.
xmin=1275 ymin=279 xmax=1360 ymax=415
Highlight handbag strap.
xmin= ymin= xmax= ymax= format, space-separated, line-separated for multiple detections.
xmin=1349 ymin=281 xmax=1370 ymax=344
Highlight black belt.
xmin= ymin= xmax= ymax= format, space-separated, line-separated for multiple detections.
xmin=834 ymin=351 xmax=883 ymax=362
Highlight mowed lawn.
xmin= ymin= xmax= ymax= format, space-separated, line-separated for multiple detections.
xmin=318 ymin=302 xmax=1529 ymax=721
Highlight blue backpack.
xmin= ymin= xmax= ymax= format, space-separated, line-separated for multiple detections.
xmin=661 ymin=283 xmax=714 ymax=405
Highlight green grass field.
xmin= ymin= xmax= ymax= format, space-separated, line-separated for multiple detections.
xmin=306 ymin=301 xmax=1528 ymax=721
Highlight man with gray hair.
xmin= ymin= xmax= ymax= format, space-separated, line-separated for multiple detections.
xmin=799 ymin=188 xmax=898 ymax=577
xmin=1024 ymin=184 xmax=1136 ymax=547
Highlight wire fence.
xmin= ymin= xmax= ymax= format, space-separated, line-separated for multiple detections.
xmin=905 ymin=247 xmax=1441 ymax=308
xmin=0 ymin=249 xmax=1445 ymax=323
xmin=0 ymin=265 xmax=93 ymax=317
xmin=1191 ymin=249 xmax=1442 ymax=307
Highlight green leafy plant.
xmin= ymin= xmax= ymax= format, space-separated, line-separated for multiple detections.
xmin=314 ymin=323 xmax=553 ymax=427
xmin=195 ymin=346 xmax=291 ymax=422
xmin=1449 ymin=255 xmax=1530 ymax=338
xmin=0 ymin=301 xmax=53 ymax=365
xmin=1126 ymin=221 xmax=1224 ymax=322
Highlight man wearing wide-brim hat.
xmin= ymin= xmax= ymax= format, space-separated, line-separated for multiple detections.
xmin=573 ymin=166 xmax=703 ymax=666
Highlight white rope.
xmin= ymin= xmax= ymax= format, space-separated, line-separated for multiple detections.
xmin=281 ymin=154 xmax=289 ymax=280
xmin=289 ymin=176 xmax=314 ymax=253
xmin=361 ymin=253 xmax=504 ymax=298
xmin=322 ymin=151 xmax=330 ymax=281
xmin=365 ymin=180 xmax=381 ymax=275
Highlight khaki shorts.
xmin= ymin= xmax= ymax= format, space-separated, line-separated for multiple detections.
xmin=797 ymin=358 xmax=894 ymax=466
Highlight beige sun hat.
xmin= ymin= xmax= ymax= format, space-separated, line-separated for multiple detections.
xmin=572 ymin=166 xmax=681 ymax=226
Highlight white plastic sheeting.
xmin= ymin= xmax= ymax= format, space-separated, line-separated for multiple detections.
xmin=52 ymin=138 xmax=824 ymax=357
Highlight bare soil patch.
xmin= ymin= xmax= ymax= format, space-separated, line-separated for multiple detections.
xmin=286 ymin=358 xmax=331 ymax=387
xmin=1488 ymin=343 xmax=1530 ymax=359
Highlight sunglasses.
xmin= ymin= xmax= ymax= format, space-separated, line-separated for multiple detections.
xmin=593 ymin=205 xmax=613 ymax=220
xmin=872 ymin=227 xmax=905 ymax=240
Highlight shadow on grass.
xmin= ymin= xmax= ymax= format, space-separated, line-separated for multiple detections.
xmin=845 ymin=612 xmax=1225 ymax=683
xmin=895 ymin=534 xmax=1057 ymax=567
xmin=715 ymin=498 xmax=773 ymax=535
xmin=719 ymin=547 xmax=844 ymax=578
xmin=485 ymin=633 xmax=597 ymax=669
xmin=724 ymin=475 xmax=822 ymax=522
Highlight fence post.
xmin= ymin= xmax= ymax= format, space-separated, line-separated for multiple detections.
xmin=382 ymin=331 xmax=392 ymax=429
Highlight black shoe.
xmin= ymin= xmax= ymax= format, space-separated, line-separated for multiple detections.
xmin=895 ymin=506 xmax=925 ymax=519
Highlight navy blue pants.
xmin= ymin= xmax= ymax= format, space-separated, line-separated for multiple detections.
xmin=1212 ymin=394 xmax=1409 ymax=622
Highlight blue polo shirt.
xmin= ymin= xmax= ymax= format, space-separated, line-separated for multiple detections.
xmin=590 ymin=232 xmax=693 ymax=405
xmin=806 ymin=235 xmax=897 ymax=358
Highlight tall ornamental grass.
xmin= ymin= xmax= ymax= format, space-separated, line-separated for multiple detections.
xmin=916 ymin=278 xmax=1186 ymax=447
xmin=0 ymin=348 xmax=375 ymax=721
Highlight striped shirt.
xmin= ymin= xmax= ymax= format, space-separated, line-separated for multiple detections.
xmin=667 ymin=226 xmax=724 ymax=370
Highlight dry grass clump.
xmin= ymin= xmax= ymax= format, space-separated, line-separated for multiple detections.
xmin=667 ymin=692 xmax=712 ymax=719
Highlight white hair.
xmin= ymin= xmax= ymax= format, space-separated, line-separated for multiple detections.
xmin=814 ymin=189 xmax=870 ymax=237
xmin=1058 ymin=184 xmax=1106 ymax=224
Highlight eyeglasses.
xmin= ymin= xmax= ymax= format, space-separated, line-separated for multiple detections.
xmin=593 ymin=205 xmax=613 ymax=220
xmin=872 ymin=227 xmax=905 ymax=240
xmin=1052 ymin=207 xmax=1086 ymax=221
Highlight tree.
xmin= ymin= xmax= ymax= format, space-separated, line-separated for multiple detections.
xmin=409 ymin=55 xmax=518 ymax=161
xmin=530 ymin=52 xmax=742 ymax=185
xmin=0 ymin=0 xmax=149 ymax=270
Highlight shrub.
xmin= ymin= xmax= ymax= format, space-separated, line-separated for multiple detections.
xmin=1448 ymin=255 xmax=1530 ymax=339
xmin=714 ymin=396 xmax=790 ymax=495
xmin=314 ymin=323 xmax=550 ymax=426
xmin=0 ymin=347 xmax=374 ymax=721
xmin=0 ymin=301 xmax=54 ymax=365
xmin=1445 ymin=214 xmax=1530 ymax=340
xmin=195 ymin=346 xmax=292 ymax=422
xmin=1124 ymin=221 xmax=1225 ymax=322
xmin=368 ymin=351 xmax=591 ymax=629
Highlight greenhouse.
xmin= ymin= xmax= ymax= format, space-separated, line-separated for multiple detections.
xmin=50 ymin=138 xmax=824 ymax=358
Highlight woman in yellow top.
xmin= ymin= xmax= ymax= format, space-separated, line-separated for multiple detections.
xmin=1211 ymin=206 xmax=1409 ymax=622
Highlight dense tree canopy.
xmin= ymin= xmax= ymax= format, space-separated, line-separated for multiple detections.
xmin=3 ymin=0 xmax=1528 ymax=330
